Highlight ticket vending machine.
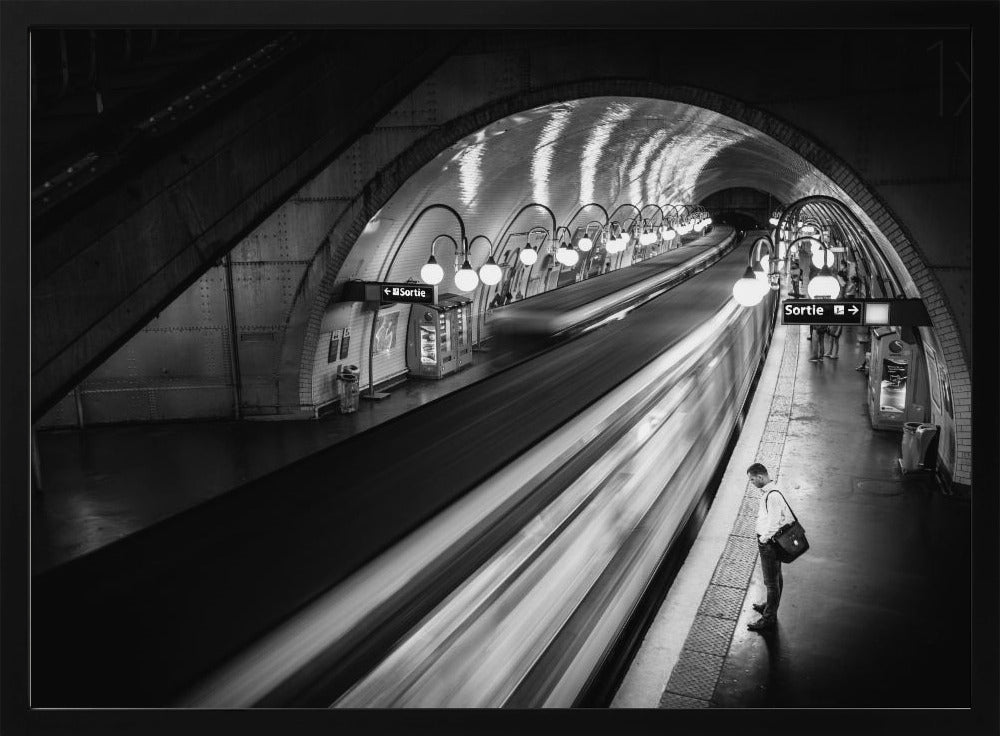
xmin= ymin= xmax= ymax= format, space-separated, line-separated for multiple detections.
xmin=406 ymin=292 xmax=474 ymax=379
xmin=868 ymin=326 xmax=913 ymax=431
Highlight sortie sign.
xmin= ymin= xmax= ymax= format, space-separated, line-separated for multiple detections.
xmin=379 ymin=282 xmax=436 ymax=304
xmin=781 ymin=300 xmax=863 ymax=325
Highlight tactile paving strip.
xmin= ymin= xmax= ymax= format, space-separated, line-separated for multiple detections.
xmin=658 ymin=691 xmax=710 ymax=709
xmin=684 ymin=614 xmax=739 ymax=656
xmin=659 ymin=325 xmax=801 ymax=709
xmin=663 ymin=651 xmax=725 ymax=700
xmin=698 ymin=583 xmax=747 ymax=620
xmin=710 ymin=536 xmax=758 ymax=588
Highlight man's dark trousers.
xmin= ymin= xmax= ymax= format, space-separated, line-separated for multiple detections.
xmin=758 ymin=540 xmax=783 ymax=622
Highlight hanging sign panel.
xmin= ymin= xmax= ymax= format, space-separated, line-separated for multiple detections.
xmin=341 ymin=280 xmax=438 ymax=305
xmin=379 ymin=283 xmax=436 ymax=304
xmin=781 ymin=300 xmax=863 ymax=325
xmin=780 ymin=299 xmax=930 ymax=326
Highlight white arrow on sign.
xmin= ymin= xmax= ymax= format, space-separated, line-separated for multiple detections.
xmin=848 ymin=305 xmax=859 ymax=315
xmin=382 ymin=287 xmax=391 ymax=296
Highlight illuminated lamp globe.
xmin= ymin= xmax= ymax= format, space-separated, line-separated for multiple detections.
xmin=454 ymin=259 xmax=480 ymax=292
xmin=663 ymin=226 xmax=676 ymax=240
xmin=806 ymin=266 xmax=841 ymax=299
xmin=809 ymin=239 xmax=823 ymax=254
xmin=621 ymin=231 xmax=631 ymax=245
xmin=769 ymin=216 xmax=780 ymax=226
xmin=478 ymin=256 xmax=502 ymax=286
xmin=640 ymin=231 xmax=655 ymax=246
xmin=605 ymin=238 xmax=619 ymax=254
xmin=555 ymin=244 xmax=571 ymax=266
xmin=705 ymin=217 xmax=713 ymax=226
xmin=562 ymin=247 xmax=580 ymax=267
xmin=519 ymin=244 xmax=538 ymax=266
xmin=733 ymin=267 xmax=766 ymax=307
xmin=420 ymin=255 xmax=444 ymax=285
xmin=578 ymin=236 xmax=593 ymax=252
xmin=811 ymin=248 xmax=835 ymax=269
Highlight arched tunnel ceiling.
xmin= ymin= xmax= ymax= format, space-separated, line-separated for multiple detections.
xmin=336 ymin=96 xmax=890 ymax=287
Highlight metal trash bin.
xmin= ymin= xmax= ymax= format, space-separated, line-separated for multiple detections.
xmin=337 ymin=364 xmax=360 ymax=414
xmin=899 ymin=421 xmax=922 ymax=472
xmin=915 ymin=423 xmax=939 ymax=470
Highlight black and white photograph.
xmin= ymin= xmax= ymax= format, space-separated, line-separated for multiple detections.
xmin=2 ymin=2 xmax=998 ymax=734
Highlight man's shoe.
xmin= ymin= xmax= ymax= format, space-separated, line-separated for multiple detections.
xmin=752 ymin=602 xmax=767 ymax=614
xmin=747 ymin=617 xmax=776 ymax=632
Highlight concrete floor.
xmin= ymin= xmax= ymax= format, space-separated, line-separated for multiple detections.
xmin=616 ymin=319 xmax=971 ymax=708
xmin=714 ymin=325 xmax=970 ymax=708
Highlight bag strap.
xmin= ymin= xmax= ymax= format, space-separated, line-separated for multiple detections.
xmin=764 ymin=490 xmax=799 ymax=523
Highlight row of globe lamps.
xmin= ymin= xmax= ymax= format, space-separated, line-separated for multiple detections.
xmin=417 ymin=203 xmax=712 ymax=292
xmin=732 ymin=211 xmax=842 ymax=307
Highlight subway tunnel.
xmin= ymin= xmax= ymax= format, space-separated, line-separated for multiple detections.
xmin=13 ymin=17 xmax=987 ymax=722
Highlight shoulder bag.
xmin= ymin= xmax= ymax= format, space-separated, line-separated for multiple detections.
xmin=766 ymin=491 xmax=809 ymax=563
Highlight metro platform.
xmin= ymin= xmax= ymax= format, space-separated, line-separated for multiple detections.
xmin=613 ymin=301 xmax=971 ymax=708
xmin=31 ymin=254 xmax=971 ymax=709
xmin=31 ymin=344 xmax=503 ymax=573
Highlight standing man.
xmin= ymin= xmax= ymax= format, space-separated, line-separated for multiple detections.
xmin=789 ymin=257 xmax=802 ymax=298
xmin=746 ymin=463 xmax=794 ymax=632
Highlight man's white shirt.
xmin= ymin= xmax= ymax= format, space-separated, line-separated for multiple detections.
xmin=755 ymin=481 xmax=793 ymax=542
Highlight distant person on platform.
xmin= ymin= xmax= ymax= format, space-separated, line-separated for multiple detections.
xmin=789 ymin=258 xmax=803 ymax=298
xmin=799 ymin=256 xmax=812 ymax=297
xmin=836 ymin=265 xmax=849 ymax=294
xmin=809 ymin=324 xmax=827 ymax=359
xmin=826 ymin=323 xmax=843 ymax=359
xmin=845 ymin=275 xmax=859 ymax=299
xmin=746 ymin=463 xmax=794 ymax=632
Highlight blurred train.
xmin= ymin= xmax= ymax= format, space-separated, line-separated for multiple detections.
xmin=486 ymin=228 xmax=738 ymax=357
xmin=181 ymin=238 xmax=778 ymax=708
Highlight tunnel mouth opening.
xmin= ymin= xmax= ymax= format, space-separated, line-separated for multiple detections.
xmin=293 ymin=83 xmax=966 ymax=485
xmin=308 ymin=90 xmax=923 ymax=385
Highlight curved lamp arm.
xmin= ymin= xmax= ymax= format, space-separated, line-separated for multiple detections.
xmin=606 ymin=202 xmax=641 ymax=225
xmin=429 ymin=233 xmax=460 ymax=259
xmin=639 ymin=203 xmax=667 ymax=226
xmin=467 ymin=233 xmax=494 ymax=253
xmin=384 ymin=202 xmax=467 ymax=281
xmin=563 ymin=202 xmax=610 ymax=229
xmin=553 ymin=225 xmax=574 ymax=245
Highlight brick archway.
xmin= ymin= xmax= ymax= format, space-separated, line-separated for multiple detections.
xmin=285 ymin=78 xmax=970 ymax=485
